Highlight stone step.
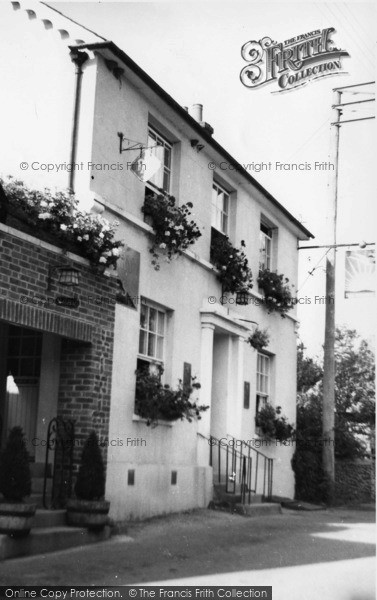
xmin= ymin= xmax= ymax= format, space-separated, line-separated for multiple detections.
xmin=213 ymin=484 xmax=263 ymax=505
xmin=0 ymin=525 xmax=111 ymax=561
xmin=233 ymin=502 xmax=282 ymax=517
xmin=242 ymin=493 xmax=263 ymax=504
xmin=25 ymin=494 xmax=44 ymax=509
xmin=34 ymin=510 xmax=66 ymax=528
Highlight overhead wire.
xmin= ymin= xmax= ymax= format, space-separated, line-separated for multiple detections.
xmin=297 ymin=248 xmax=331 ymax=293
xmin=321 ymin=3 xmax=375 ymax=72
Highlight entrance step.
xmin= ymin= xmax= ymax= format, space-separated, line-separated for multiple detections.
xmin=0 ymin=525 xmax=111 ymax=561
xmin=25 ymin=494 xmax=44 ymax=509
xmin=234 ymin=502 xmax=282 ymax=517
xmin=213 ymin=484 xmax=263 ymax=505
xmin=34 ymin=509 xmax=66 ymax=528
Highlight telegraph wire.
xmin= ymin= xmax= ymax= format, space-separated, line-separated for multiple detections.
xmin=321 ymin=3 xmax=375 ymax=72
xmin=296 ymin=248 xmax=331 ymax=293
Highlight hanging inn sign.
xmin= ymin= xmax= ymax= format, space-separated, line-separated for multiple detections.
xmin=240 ymin=28 xmax=350 ymax=93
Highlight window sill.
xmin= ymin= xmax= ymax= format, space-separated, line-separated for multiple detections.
xmin=132 ymin=414 xmax=173 ymax=427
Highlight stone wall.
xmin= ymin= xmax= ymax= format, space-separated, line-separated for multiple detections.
xmin=335 ymin=459 xmax=375 ymax=504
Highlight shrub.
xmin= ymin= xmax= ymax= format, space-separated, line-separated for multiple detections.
xmin=0 ymin=426 xmax=31 ymax=502
xmin=75 ymin=431 xmax=105 ymax=501
xmin=292 ymin=392 xmax=369 ymax=504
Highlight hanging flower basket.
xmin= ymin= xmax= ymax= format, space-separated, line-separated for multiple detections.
xmin=210 ymin=229 xmax=253 ymax=294
xmin=257 ymin=269 xmax=294 ymax=317
xmin=247 ymin=327 xmax=270 ymax=351
xmin=142 ymin=189 xmax=202 ymax=270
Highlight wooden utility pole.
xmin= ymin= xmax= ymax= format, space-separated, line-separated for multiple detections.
xmin=322 ymin=89 xmax=341 ymax=504
xmin=321 ymin=82 xmax=375 ymax=504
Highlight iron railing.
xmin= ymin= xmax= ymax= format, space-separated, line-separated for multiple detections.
xmin=199 ymin=433 xmax=274 ymax=503
xmin=43 ymin=416 xmax=75 ymax=509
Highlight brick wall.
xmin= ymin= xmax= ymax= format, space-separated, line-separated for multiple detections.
xmin=0 ymin=224 xmax=118 ymax=469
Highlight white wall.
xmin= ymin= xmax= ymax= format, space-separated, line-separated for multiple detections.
xmin=90 ymin=51 xmax=302 ymax=515
xmin=0 ymin=2 xmax=303 ymax=514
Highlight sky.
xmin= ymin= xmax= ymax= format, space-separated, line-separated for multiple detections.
xmin=3 ymin=0 xmax=377 ymax=355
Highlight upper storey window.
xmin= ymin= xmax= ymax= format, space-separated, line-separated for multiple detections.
xmin=211 ymin=182 xmax=229 ymax=235
xmin=259 ymin=222 xmax=273 ymax=270
xmin=147 ymin=127 xmax=172 ymax=193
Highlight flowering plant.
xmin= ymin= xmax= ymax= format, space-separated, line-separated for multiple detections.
xmin=1 ymin=176 xmax=124 ymax=269
xmin=256 ymin=403 xmax=295 ymax=441
xmin=142 ymin=190 xmax=201 ymax=270
xmin=257 ymin=269 xmax=294 ymax=317
xmin=210 ymin=229 xmax=253 ymax=294
xmin=247 ymin=327 xmax=270 ymax=351
xmin=68 ymin=212 xmax=123 ymax=269
xmin=135 ymin=366 xmax=208 ymax=427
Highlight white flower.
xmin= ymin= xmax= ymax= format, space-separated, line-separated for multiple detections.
xmin=77 ymin=236 xmax=82 ymax=242
xmin=40 ymin=201 xmax=48 ymax=207
xmin=99 ymin=232 xmax=104 ymax=239
xmin=171 ymin=240 xmax=177 ymax=245
xmin=99 ymin=256 xmax=107 ymax=264
xmin=159 ymin=243 xmax=167 ymax=249
xmin=38 ymin=212 xmax=51 ymax=220
xmin=60 ymin=224 xmax=67 ymax=231
xmin=165 ymin=231 xmax=171 ymax=236
xmin=83 ymin=234 xmax=89 ymax=241
xmin=112 ymin=248 xmax=120 ymax=256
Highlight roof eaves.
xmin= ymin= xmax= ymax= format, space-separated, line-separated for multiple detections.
xmin=71 ymin=40 xmax=314 ymax=240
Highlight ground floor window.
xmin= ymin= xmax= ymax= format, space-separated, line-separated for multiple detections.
xmin=135 ymin=299 xmax=168 ymax=416
xmin=255 ymin=352 xmax=270 ymax=432
xmin=138 ymin=300 xmax=165 ymax=364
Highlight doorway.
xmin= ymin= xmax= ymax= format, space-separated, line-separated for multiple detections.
xmin=1 ymin=325 xmax=42 ymax=458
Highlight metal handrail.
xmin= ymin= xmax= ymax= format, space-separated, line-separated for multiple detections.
xmin=197 ymin=431 xmax=273 ymax=461
xmin=198 ymin=432 xmax=274 ymax=502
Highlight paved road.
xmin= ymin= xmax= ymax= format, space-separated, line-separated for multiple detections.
xmin=0 ymin=507 xmax=375 ymax=599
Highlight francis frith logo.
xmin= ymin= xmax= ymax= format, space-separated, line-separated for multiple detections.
xmin=240 ymin=28 xmax=349 ymax=92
